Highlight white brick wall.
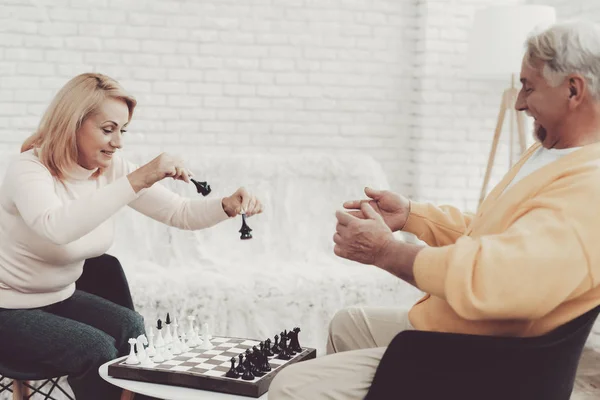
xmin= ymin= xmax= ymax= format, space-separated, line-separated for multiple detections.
xmin=409 ymin=0 xmax=533 ymax=212
xmin=0 ymin=0 xmax=415 ymax=193
xmin=1 ymin=0 xmax=597 ymax=211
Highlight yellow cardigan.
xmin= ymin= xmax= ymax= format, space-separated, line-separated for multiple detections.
xmin=406 ymin=142 xmax=600 ymax=337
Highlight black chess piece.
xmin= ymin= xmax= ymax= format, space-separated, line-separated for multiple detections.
xmin=265 ymin=338 xmax=274 ymax=356
xmin=157 ymin=319 xmax=162 ymax=330
xmin=277 ymin=333 xmax=291 ymax=360
xmin=272 ymin=334 xmax=281 ymax=354
xmin=165 ymin=313 xmax=171 ymax=325
xmin=242 ymin=356 xmax=255 ymax=380
xmin=226 ymin=357 xmax=240 ymax=379
xmin=289 ymin=327 xmax=303 ymax=353
xmin=236 ymin=354 xmax=245 ymax=374
xmin=191 ymin=179 xmax=211 ymax=196
xmin=251 ymin=347 xmax=266 ymax=377
xmin=239 ymin=213 xmax=252 ymax=240
xmin=261 ymin=347 xmax=272 ymax=372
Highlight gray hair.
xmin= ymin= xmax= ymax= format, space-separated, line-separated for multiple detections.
xmin=525 ymin=21 xmax=600 ymax=100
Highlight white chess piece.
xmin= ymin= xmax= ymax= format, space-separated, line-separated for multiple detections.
xmin=140 ymin=355 xmax=155 ymax=367
xmin=136 ymin=334 xmax=148 ymax=363
xmin=171 ymin=318 xmax=183 ymax=355
xmin=125 ymin=338 xmax=140 ymax=365
xmin=164 ymin=316 xmax=173 ymax=345
xmin=186 ymin=316 xmax=198 ymax=347
xmin=146 ymin=327 xmax=156 ymax=357
xmin=179 ymin=331 xmax=190 ymax=352
xmin=194 ymin=323 xmax=203 ymax=346
xmin=156 ymin=326 xmax=165 ymax=348
xmin=200 ymin=322 xmax=213 ymax=350
xmin=153 ymin=342 xmax=165 ymax=363
xmin=163 ymin=344 xmax=173 ymax=360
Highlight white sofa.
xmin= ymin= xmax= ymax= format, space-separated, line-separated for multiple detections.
xmin=107 ymin=150 xmax=423 ymax=354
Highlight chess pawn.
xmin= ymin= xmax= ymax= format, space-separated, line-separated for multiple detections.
xmin=226 ymin=357 xmax=240 ymax=379
xmin=194 ymin=323 xmax=203 ymax=346
xmin=153 ymin=342 xmax=166 ymax=363
xmin=146 ymin=327 xmax=157 ymax=357
xmin=125 ymin=338 xmax=140 ymax=365
xmin=163 ymin=344 xmax=173 ymax=360
xmin=171 ymin=318 xmax=183 ymax=355
xmin=186 ymin=316 xmax=198 ymax=347
xmin=236 ymin=354 xmax=245 ymax=374
xmin=179 ymin=331 xmax=190 ymax=352
xmin=200 ymin=322 xmax=212 ymax=350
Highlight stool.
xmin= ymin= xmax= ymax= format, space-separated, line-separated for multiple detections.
xmin=0 ymin=363 xmax=74 ymax=400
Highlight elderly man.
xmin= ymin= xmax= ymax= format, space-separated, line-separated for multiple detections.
xmin=270 ymin=20 xmax=600 ymax=399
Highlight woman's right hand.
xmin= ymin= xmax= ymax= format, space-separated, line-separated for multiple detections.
xmin=127 ymin=153 xmax=191 ymax=193
xmin=343 ymin=187 xmax=411 ymax=232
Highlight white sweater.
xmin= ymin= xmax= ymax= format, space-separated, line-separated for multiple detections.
xmin=0 ymin=150 xmax=229 ymax=309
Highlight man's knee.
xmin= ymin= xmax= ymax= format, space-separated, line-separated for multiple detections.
xmin=329 ymin=307 xmax=359 ymax=336
xmin=270 ymin=363 xmax=302 ymax=399
xmin=327 ymin=306 xmax=362 ymax=353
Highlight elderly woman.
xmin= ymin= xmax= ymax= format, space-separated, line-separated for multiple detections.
xmin=271 ymin=20 xmax=600 ymax=399
xmin=0 ymin=73 xmax=262 ymax=399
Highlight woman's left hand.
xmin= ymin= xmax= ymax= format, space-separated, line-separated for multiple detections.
xmin=222 ymin=187 xmax=263 ymax=217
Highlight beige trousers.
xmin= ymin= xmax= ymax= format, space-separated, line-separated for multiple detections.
xmin=269 ymin=306 xmax=414 ymax=399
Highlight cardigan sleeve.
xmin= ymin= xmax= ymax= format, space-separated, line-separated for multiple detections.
xmin=402 ymin=201 xmax=475 ymax=246
xmin=412 ymin=174 xmax=598 ymax=321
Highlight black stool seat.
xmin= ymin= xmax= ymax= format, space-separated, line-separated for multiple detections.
xmin=366 ymin=305 xmax=600 ymax=400
xmin=0 ymin=362 xmax=64 ymax=381
xmin=0 ymin=359 xmax=74 ymax=399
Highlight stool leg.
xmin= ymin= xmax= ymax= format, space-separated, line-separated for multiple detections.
xmin=121 ymin=389 xmax=136 ymax=400
xmin=12 ymin=380 xmax=30 ymax=400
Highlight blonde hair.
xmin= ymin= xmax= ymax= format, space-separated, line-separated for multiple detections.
xmin=21 ymin=73 xmax=137 ymax=179
xmin=525 ymin=21 xmax=600 ymax=100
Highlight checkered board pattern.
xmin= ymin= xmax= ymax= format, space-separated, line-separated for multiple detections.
xmin=108 ymin=336 xmax=317 ymax=398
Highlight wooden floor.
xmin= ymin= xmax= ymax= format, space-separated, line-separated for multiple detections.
xmin=572 ymin=347 xmax=600 ymax=399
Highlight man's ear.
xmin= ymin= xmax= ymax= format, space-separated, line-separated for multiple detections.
xmin=567 ymin=75 xmax=586 ymax=103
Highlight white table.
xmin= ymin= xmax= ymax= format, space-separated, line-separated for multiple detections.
xmin=99 ymin=357 xmax=268 ymax=400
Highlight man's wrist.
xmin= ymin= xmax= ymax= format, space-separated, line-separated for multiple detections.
xmin=376 ymin=240 xmax=423 ymax=287
xmin=397 ymin=200 xmax=412 ymax=231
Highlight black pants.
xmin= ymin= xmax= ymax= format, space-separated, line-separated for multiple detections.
xmin=0 ymin=254 xmax=146 ymax=400
xmin=76 ymin=254 xmax=136 ymax=311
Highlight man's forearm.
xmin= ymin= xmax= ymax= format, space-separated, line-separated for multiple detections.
xmin=376 ymin=240 xmax=425 ymax=288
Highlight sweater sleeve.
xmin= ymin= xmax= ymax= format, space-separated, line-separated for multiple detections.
xmin=412 ymin=176 xmax=596 ymax=321
xmin=116 ymin=157 xmax=230 ymax=230
xmin=402 ymin=201 xmax=474 ymax=246
xmin=8 ymin=158 xmax=138 ymax=245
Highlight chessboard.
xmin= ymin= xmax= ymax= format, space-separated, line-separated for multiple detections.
xmin=108 ymin=334 xmax=317 ymax=398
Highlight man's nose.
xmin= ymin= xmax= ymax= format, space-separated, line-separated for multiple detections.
xmin=515 ymin=90 xmax=527 ymax=112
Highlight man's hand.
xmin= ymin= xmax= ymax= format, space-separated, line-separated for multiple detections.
xmin=333 ymin=202 xmax=395 ymax=267
xmin=343 ymin=187 xmax=411 ymax=232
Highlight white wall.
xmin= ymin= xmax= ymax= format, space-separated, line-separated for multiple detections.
xmin=0 ymin=0 xmax=415 ymax=192
xmin=409 ymin=0 xmax=533 ymax=212
xmin=1 ymin=0 xmax=598 ymax=211
xmin=529 ymin=0 xmax=600 ymax=20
